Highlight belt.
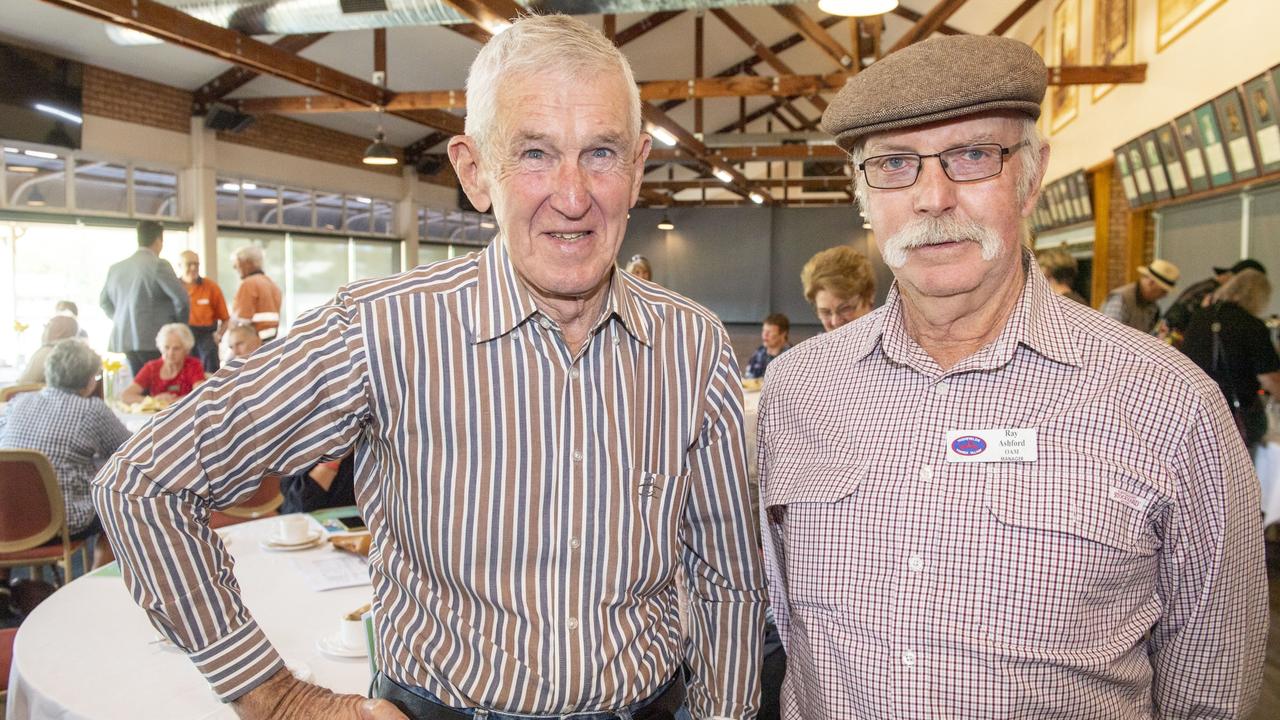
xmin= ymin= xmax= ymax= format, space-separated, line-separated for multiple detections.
xmin=372 ymin=674 xmax=686 ymax=720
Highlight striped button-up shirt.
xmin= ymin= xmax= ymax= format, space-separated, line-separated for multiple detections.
xmin=758 ymin=256 xmax=1267 ymax=719
xmin=94 ymin=237 xmax=766 ymax=717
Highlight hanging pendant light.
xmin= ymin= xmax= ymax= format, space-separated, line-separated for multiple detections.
xmin=363 ymin=129 xmax=398 ymax=166
xmin=818 ymin=0 xmax=899 ymax=17
xmin=657 ymin=214 xmax=675 ymax=231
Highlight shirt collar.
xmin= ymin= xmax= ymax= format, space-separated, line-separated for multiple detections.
xmin=472 ymin=234 xmax=651 ymax=347
xmin=863 ymin=248 xmax=1082 ymax=374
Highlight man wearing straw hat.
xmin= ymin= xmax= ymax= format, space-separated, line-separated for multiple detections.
xmin=1101 ymin=257 xmax=1181 ymax=333
xmin=758 ymin=34 xmax=1265 ymax=718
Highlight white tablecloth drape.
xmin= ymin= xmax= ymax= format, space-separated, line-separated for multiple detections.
xmin=1254 ymin=437 xmax=1280 ymax=528
xmin=6 ymin=516 xmax=372 ymax=720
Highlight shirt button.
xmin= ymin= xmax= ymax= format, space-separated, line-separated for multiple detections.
xmin=567 ymin=617 xmax=579 ymax=630
xmin=569 ymin=368 xmax=581 ymax=380
xmin=569 ymin=536 xmax=580 ymax=549
xmin=572 ymin=450 xmax=583 ymax=462
xmin=901 ymin=650 xmax=916 ymax=667
xmin=934 ymin=381 xmax=949 ymax=395
xmin=908 ymin=554 xmax=924 ymax=572
xmin=919 ymin=465 xmax=933 ymax=483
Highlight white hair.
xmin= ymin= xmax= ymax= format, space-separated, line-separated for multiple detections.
xmin=464 ymin=14 xmax=642 ymax=161
xmin=850 ymin=115 xmax=1046 ymax=212
xmin=156 ymin=322 xmax=195 ymax=352
xmin=233 ymin=244 xmax=264 ymax=269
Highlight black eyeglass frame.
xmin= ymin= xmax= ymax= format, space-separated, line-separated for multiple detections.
xmin=857 ymin=140 xmax=1030 ymax=190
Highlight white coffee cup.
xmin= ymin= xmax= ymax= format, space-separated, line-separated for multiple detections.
xmin=278 ymin=515 xmax=310 ymax=544
xmin=339 ymin=616 xmax=366 ymax=651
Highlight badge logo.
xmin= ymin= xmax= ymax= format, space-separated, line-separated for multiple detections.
xmin=950 ymin=435 xmax=987 ymax=456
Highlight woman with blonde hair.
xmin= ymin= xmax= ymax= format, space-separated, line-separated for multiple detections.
xmin=800 ymin=245 xmax=875 ymax=332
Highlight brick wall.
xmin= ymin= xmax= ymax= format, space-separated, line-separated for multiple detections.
xmin=1102 ymin=162 xmax=1155 ymax=290
xmin=83 ymin=65 xmax=191 ymax=134
xmin=218 ymin=113 xmax=402 ymax=177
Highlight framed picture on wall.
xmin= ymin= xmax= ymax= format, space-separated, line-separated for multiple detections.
xmin=1155 ymin=124 xmax=1191 ymax=196
xmin=1157 ymin=0 xmax=1228 ymax=52
xmin=1140 ymin=131 xmax=1172 ymax=201
xmin=1092 ymin=0 xmax=1134 ymax=101
xmin=1192 ymin=102 xmax=1233 ymax=187
xmin=1214 ymin=88 xmax=1258 ymax=181
xmin=1049 ymin=0 xmax=1080 ymax=133
xmin=1061 ymin=179 xmax=1080 ymax=222
xmin=1242 ymin=73 xmax=1280 ymax=174
xmin=1174 ymin=113 xmax=1211 ymax=192
xmin=1073 ymin=170 xmax=1094 ymax=219
xmin=1114 ymin=147 xmax=1139 ymax=206
xmin=1126 ymin=140 xmax=1155 ymax=205
xmin=1048 ymin=180 xmax=1065 ymax=225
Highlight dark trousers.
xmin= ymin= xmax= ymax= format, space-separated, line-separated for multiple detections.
xmin=372 ymin=673 xmax=685 ymax=720
xmin=191 ymin=325 xmax=220 ymax=373
xmin=124 ymin=350 xmax=160 ymax=377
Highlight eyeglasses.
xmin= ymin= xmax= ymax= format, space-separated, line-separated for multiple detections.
xmin=816 ymin=301 xmax=865 ymax=321
xmin=858 ymin=141 xmax=1028 ymax=190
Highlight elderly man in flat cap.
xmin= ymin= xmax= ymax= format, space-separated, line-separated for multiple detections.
xmin=758 ymin=35 xmax=1266 ymax=718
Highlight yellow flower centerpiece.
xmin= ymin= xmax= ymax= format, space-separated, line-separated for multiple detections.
xmin=102 ymin=354 xmax=126 ymax=404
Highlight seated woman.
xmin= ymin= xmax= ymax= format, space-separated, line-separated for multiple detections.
xmin=800 ymin=245 xmax=876 ymax=332
xmin=745 ymin=313 xmax=791 ymax=380
xmin=624 ymin=254 xmax=653 ymax=282
xmin=0 ymin=339 xmax=133 ymax=601
xmin=120 ymin=323 xmax=206 ymax=405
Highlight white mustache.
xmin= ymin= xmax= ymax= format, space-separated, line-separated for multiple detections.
xmin=879 ymin=214 xmax=1002 ymax=268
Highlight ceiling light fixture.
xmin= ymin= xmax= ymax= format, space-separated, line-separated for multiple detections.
xmin=27 ymin=185 xmax=47 ymax=207
xmin=817 ymin=0 xmax=899 ymax=17
xmin=4 ymin=147 xmax=19 ymax=154
xmin=24 ymin=150 xmax=58 ymax=160
xmin=362 ymin=130 xmax=398 ymax=166
xmin=749 ymin=192 xmax=765 ymax=205
xmin=657 ymin=214 xmax=675 ymax=231
xmin=8 ymin=165 xmax=38 ymax=173
xmin=241 ymin=182 xmax=257 ymax=190
xmin=221 ymin=182 xmax=241 ymax=192
xmin=713 ymin=168 xmax=734 ymax=183
xmin=34 ymin=103 xmax=83 ymax=125
xmin=651 ymin=127 xmax=678 ymax=147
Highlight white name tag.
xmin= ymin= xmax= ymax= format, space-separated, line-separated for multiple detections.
xmin=945 ymin=428 xmax=1038 ymax=463
xmin=197 ymin=298 xmax=210 ymax=305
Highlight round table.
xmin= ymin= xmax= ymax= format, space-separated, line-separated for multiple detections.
xmin=6 ymin=516 xmax=374 ymax=720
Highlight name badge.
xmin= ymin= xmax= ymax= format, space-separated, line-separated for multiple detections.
xmin=945 ymin=428 xmax=1037 ymax=463
xmin=197 ymin=298 xmax=210 ymax=305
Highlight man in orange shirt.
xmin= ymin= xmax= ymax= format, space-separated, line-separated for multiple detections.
xmin=230 ymin=245 xmax=282 ymax=342
xmin=179 ymin=250 xmax=229 ymax=373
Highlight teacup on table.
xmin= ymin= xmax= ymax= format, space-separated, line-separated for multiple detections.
xmin=277 ymin=515 xmax=311 ymax=545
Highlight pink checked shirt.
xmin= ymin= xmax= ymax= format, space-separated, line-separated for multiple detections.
xmin=759 ymin=255 xmax=1266 ymax=719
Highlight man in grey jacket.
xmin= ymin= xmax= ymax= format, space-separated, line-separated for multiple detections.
xmin=99 ymin=220 xmax=190 ymax=376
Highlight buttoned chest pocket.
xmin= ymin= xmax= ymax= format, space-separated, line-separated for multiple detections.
xmin=980 ymin=459 xmax=1163 ymax=651
xmin=764 ymin=460 xmax=871 ymax=611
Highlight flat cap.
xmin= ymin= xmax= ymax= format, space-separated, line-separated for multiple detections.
xmin=821 ymin=35 xmax=1047 ymax=152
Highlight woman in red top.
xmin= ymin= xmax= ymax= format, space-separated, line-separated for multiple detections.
xmin=120 ymin=323 xmax=207 ymax=405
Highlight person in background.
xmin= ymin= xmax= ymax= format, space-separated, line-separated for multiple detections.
xmin=1036 ymin=247 xmax=1088 ymax=304
xmin=280 ymin=452 xmax=356 ymax=515
xmin=1179 ymin=268 xmax=1280 ymax=450
xmin=1100 ymin=258 xmax=1179 ymax=333
xmin=1164 ymin=259 xmax=1266 ymax=344
xmin=230 ymin=245 xmax=283 ymax=342
xmin=800 ymin=245 xmax=875 ymax=332
xmin=99 ymin=220 xmax=190 ymax=376
xmin=761 ymin=34 xmax=1264 ymax=718
xmin=55 ymin=300 xmax=89 ymax=339
xmin=119 ymin=323 xmax=206 ymax=405
xmin=95 ymin=15 xmax=763 ymax=720
xmin=179 ymin=250 xmax=230 ymax=374
xmin=224 ymin=324 xmax=263 ymax=363
xmin=18 ymin=315 xmax=80 ymax=385
xmin=745 ymin=313 xmax=791 ymax=379
xmin=1 ymin=339 xmax=132 ymax=607
xmin=624 ymin=253 xmax=653 ymax=282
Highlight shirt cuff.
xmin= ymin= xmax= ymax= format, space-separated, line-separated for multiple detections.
xmin=188 ymin=618 xmax=286 ymax=702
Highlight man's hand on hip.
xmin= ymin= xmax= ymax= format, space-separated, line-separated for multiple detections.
xmin=232 ymin=668 xmax=406 ymax=720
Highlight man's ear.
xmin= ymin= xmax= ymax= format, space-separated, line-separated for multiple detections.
xmin=628 ymin=133 xmax=654 ymax=207
xmin=448 ymin=136 xmax=493 ymax=213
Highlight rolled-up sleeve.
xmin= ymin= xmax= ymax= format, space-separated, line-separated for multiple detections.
xmin=681 ymin=337 xmax=767 ymax=719
xmin=92 ymin=292 xmax=370 ymax=701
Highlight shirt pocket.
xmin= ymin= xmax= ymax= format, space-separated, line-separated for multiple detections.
xmin=628 ymin=468 xmax=692 ymax=589
xmin=980 ymin=459 xmax=1163 ymax=652
xmin=763 ymin=458 xmax=870 ymax=611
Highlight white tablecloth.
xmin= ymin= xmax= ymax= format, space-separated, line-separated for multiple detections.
xmin=112 ymin=409 xmax=155 ymax=434
xmin=1254 ymin=437 xmax=1280 ymax=528
xmin=6 ymin=516 xmax=373 ymax=720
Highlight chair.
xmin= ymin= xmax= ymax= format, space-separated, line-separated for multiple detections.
xmin=0 ymin=450 xmax=85 ymax=585
xmin=0 ymin=626 xmax=15 ymax=710
xmin=0 ymin=384 xmax=43 ymax=403
xmin=209 ymin=475 xmax=284 ymax=529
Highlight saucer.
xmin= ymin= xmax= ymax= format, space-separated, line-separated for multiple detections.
xmin=259 ymin=530 xmax=324 ymax=551
xmin=316 ymin=633 xmax=368 ymax=659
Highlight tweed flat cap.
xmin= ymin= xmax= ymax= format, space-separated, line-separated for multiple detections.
xmin=821 ymin=35 xmax=1047 ymax=152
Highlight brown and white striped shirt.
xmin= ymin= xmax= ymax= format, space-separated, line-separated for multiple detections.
xmin=94 ymin=237 xmax=766 ymax=717
xmin=759 ymin=257 xmax=1267 ymax=719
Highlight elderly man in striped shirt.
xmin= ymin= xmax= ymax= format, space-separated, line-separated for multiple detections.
xmin=758 ymin=36 xmax=1266 ymax=719
xmin=94 ymin=14 xmax=764 ymax=720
